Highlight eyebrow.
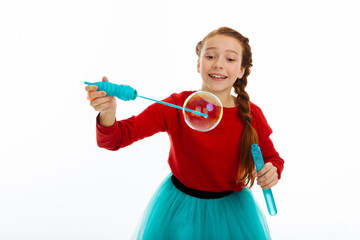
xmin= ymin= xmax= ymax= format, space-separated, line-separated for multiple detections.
xmin=205 ymin=47 xmax=239 ymax=56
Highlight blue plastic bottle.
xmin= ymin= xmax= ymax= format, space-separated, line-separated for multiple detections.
xmin=251 ymin=144 xmax=278 ymax=216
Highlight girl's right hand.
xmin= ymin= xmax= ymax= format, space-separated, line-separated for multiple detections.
xmin=85 ymin=76 xmax=117 ymax=113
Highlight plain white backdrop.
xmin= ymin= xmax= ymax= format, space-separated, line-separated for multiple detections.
xmin=1 ymin=0 xmax=359 ymax=239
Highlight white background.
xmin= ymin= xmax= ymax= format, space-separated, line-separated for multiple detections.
xmin=1 ymin=0 xmax=359 ymax=239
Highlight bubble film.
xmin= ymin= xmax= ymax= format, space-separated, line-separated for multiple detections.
xmin=183 ymin=91 xmax=223 ymax=132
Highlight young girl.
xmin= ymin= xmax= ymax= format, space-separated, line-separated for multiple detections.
xmin=85 ymin=27 xmax=284 ymax=240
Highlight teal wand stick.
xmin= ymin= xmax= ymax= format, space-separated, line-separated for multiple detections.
xmin=137 ymin=95 xmax=208 ymax=118
xmin=251 ymin=144 xmax=278 ymax=216
xmin=84 ymin=81 xmax=208 ymax=118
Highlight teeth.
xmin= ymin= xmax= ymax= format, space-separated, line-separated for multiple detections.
xmin=210 ymin=74 xmax=227 ymax=79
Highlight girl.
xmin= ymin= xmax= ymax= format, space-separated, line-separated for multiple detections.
xmin=85 ymin=27 xmax=284 ymax=239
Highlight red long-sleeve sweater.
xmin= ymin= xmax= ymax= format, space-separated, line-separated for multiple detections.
xmin=96 ymin=91 xmax=284 ymax=192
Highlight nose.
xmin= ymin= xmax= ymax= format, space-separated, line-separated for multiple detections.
xmin=214 ymin=58 xmax=224 ymax=69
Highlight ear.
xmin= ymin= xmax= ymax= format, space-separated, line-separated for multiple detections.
xmin=238 ymin=67 xmax=245 ymax=79
xmin=197 ymin=58 xmax=200 ymax=73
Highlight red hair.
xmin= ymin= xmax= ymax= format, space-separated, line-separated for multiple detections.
xmin=196 ymin=27 xmax=258 ymax=188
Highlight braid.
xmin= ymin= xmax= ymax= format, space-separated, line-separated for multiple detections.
xmin=234 ymin=69 xmax=251 ymax=125
xmin=234 ymin=74 xmax=258 ymax=188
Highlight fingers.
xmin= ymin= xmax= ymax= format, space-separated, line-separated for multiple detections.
xmin=88 ymin=91 xmax=95 ymax=101
xmin=89 ymin=96 xmax=114 ymax=112
xmin=85 ymin=77 xmax=107 ymax=100
xmin=85 ymin=76 xmax=115 ymax=112
xmin=87 ymin=90 xmax=107 ymax=101
xmin=257 ymin=162 xmax=272 ymax=177
xmin=261 ymin=178 xmax=278 ymax=190
xmin=252 ymin=169 xmax=258 ymax=178
xmin=256 ymin=162 xmax=278 ymax=189
xmin=85 ymin=84 xmax=98 ymax=92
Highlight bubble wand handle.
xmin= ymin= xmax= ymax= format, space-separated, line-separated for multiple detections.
xmin=84 ymin=81 xmax=207 ymax=117
xmin=84 ymin=81 xmax=137 ymax=101
xmin=251 ymin=144 xmax=278 ymax=216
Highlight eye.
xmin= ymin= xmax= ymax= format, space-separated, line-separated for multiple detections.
xmin=205 ymin=55 xmax=215 ymax=60
xmin=227 ymin=58 xmax=236 ymax=62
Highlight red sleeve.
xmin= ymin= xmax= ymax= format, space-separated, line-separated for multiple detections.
xmin=96 ymin=95 xmax=175 ymax=151
xmin=251 ymin=103 xmax=284 ymax=179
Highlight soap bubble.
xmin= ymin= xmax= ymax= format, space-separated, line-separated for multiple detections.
xmin=183 ymin=91 xmax=223 ymax=132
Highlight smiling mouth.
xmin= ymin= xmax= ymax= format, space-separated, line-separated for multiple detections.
xmin=209 ymin=74 xmax=228 ymax=79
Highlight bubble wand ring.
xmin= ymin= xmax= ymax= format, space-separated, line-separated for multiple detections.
xmin=183 ymin=91 xmax=223 ymax=132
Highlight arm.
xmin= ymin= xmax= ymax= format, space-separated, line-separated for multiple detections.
xmin=96 ymin=94 xmax=175 ymax=151
xmin=99 ymin=112 xmax=116 ymax=127
xmin=260 ymin=135 xmax=284 ymax=180
xmin=250 ymin=103 xmax=284 ymax=188
xmin=86 ymin=77 xmax=174 ymax=151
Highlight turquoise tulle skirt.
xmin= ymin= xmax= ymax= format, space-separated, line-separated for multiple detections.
xmin=132 ymin=174 xmax=271 ymax=240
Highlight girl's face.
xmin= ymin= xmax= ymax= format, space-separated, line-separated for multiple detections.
xmin=198 ymin=35 xmax=245 ymax=95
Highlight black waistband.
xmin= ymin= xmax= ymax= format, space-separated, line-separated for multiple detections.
xmin=171 ymin=175 xmax=233 ymax=199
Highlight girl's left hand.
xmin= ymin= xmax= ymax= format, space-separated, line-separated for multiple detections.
xmin=251 ymin=162 xmax=278 ymax=189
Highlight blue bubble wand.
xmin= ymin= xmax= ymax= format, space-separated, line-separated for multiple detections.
xmin=84 ymin=81 xmax=208 ymax=118
xmin=251 ymin=144 xmax=278 ymax=216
